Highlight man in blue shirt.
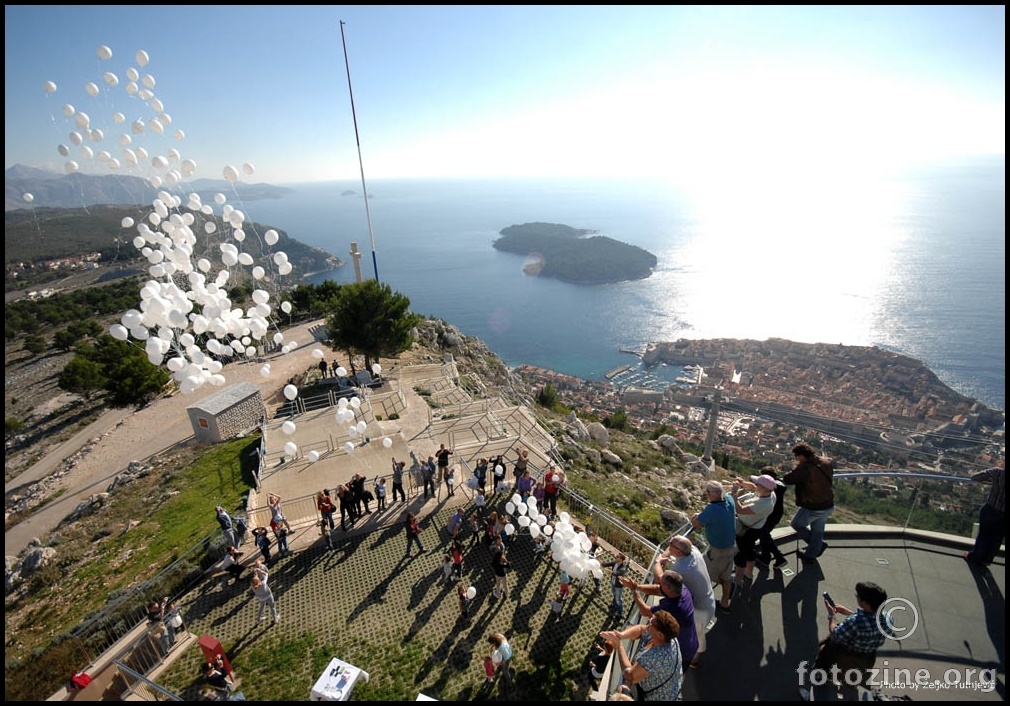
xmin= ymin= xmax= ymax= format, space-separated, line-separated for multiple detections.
xmin=447 ymin=507 xmax=465 ymax=545
xmin=691 ymin=480 xmax=736 ymax=612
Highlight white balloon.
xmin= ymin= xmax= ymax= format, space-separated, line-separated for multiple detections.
xmin=372 ymin=363 xmax=382 ymax=375
xmin=336 ymin=366 xmax=347 ymax=377
xmin=382 ymin=437 xmax=393 ymax=449
xmin=280 ymin=301 xmax=292 ymax=314
xmin=242 ymin=162 xmax=255 ymax=175
xmin=350 ymin=397 xmax=361 ymax=409
xmin=465 ymin=586 xmax=476 ymax=600
xmin=530 ymin=523 xmax=541 ymax=538
xmin=97 ymin=45 xmax=112 ymax=60
xmin=282 ymin=421 xmax=296 ymax=435
xmin=260 ymin=365 xmax=271 ymax=378
xmin=65 ymin=160 xmax=79 ymax=173
xmin=543 ymin=524 xmax=554 ymax=536
xmin=43 ymin=80 xmax=57 ymax=93
xmin=103 ymin=71 xmax=119 ymax=87
xmin=518 ymin=515 xmax=531 ymax=527
xmin=174 ymin=129 xmax=185 ymax=141
xmin=136 ymin=49 xmax=149 ymax=66
xmin=343 ymin=441 xmax=355 ymax=454
xmin=504 ymin=523 xmax=515 ymax=536
xmin=62 ymin=103 xmax=75 ymax=117
xmin=511 ymin=494 xmax=521 ymax=506
xmin=264 ymin=229 xmax=279 ymax=246
xmin=57 ymin=144 xmax=70 ymax=156
xmin=85 ymin=82 xmax=99 ymax=97
xmin=307 ymin=450 xmax=320 ymax=462
xmin=283 ymin=384 xmax=298 ymax=401
xmin=505 ymin=502 xmax=516 ymax=514
xmin=109 ymin=323 xmax=129 ymax=340
xmin=22 ymin=193 xmax=34 ymax=203
xmin=536 ymin=514 xmax=547 ymax=526
xmin=284 ymin=441 xmax=298 ymax=457
xmin=222 ymin=165 xmax=239 ymax=183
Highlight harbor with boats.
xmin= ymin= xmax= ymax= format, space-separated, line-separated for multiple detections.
xmin=604 ymin=349 xmax=704 ymax=393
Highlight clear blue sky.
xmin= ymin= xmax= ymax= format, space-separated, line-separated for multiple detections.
xmin=4 ymin=5 xmax=1005 ymax=185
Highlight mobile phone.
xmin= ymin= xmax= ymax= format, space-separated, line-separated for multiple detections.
xmin=822 ymin=591 xmax=836 ymax=608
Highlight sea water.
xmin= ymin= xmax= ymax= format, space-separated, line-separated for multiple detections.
xmin=236 ymin=158 xmax=1005 ymax=412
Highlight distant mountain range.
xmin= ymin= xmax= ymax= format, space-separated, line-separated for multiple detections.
xmin=4 ymin=165 xmax=293 ymax=211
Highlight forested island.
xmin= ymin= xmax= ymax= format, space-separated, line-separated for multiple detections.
xmin=493 ymin=222 xmax=657 ymax=284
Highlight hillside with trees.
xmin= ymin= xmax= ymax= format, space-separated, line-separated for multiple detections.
xmin=5 ymin=205 xmax=341 ymax=292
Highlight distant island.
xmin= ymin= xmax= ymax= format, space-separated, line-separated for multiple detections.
xmin=493 ymin=222 xmax=657 ymax=284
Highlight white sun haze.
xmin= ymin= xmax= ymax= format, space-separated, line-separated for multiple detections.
xmin=362 ymin=62 xmax=1003 ymax=182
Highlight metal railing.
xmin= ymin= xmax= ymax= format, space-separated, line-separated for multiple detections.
xmin=115 ymin=659 xmax=185 ymax=701
xmin=590 ymin=470 xmax=996 ymax=700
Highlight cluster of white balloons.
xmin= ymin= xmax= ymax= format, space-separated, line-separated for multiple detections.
xmin=43 ymin=45 xmax=292 ymax=395
xmin=501 ymin=498 xmax=603 ymax=582
xmin=107 ymin=194 xmax=297 ymax=393
xmin=42 ymin=45 xmax=253 ymax=188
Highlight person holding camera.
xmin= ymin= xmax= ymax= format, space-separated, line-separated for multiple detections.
xmin=800 ymin=581 xmax=893 ymax=701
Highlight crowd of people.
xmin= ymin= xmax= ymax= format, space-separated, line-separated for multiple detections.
xmin=199 ymin=438 xmax=962 ymax=702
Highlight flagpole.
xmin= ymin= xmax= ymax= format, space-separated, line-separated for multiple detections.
xmin=340 ymin=20 xmax=379 ymax=282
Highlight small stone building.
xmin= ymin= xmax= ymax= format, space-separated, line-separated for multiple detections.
xmin=186 ymin=382 xmax=265 ymax=444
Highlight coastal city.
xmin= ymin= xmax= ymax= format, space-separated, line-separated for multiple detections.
xmin=515 ymin=338 xmax=1004 ymax=477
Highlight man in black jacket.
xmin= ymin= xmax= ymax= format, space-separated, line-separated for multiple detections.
xmin=783 ymin=442 xmax=834 ymax=564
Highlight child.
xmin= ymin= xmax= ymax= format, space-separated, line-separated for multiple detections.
xmin=533 ymin=532 xmax=549 ymax=556
xmin=468 ymin=512 xmax=481 ymax=548
xmin=482 ymin=654 xmax=496 ymax=684
xmin=558 ymin=569 xmax=572 ymax=602
xmin=273 ymin=524 xmax=290 ymax=557
xmin=497 ymin=514 xmax=511 ymax=548
xmin=549 ymin=589 xmax=567 ymax=623
xmin=451 ymin=541 xmax=464 ymax=581
xmin=441 ymin=553 xmax=454 ymax=584
xmin=374 ymin=477 xmax=387 ymax=511
xmin=485 ymin=511 xmax=500 ymax=545
xmin=253 ymin=527 xmax=271 ymax=564
xmin=474 ymin=489 xmax=486 ymax=519
xmin=458 ymin=583 xmax=472 ymax=616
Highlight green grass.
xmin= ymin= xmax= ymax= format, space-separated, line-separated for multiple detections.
xmin=4 ymin=435 xmax=259 ymax=700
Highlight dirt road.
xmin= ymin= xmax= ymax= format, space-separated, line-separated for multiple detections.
xmin=4 ymin=319 xmax=330 ymax=558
